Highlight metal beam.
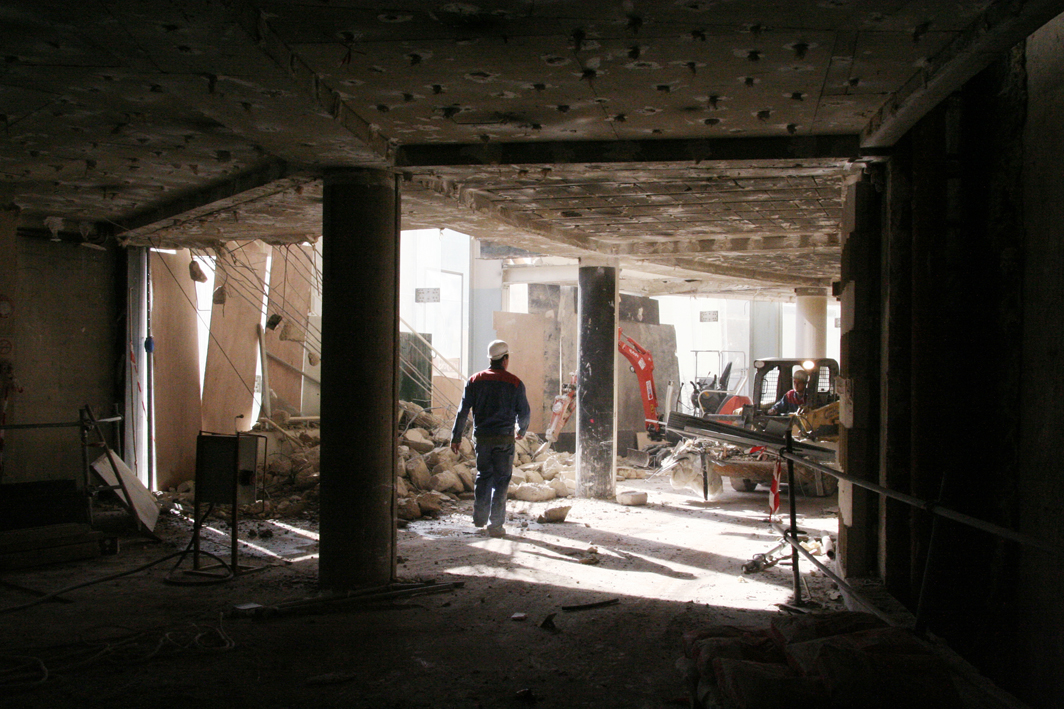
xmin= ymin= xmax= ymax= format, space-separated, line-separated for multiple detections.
xmin=397 ymin=135 xmax=861 ymax=168
xmin=862 ymin=0 xmax=1064 ymax=148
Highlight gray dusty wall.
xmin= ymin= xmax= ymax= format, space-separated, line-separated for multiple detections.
xmin=3 ymin=237 xmax=118 ymax=486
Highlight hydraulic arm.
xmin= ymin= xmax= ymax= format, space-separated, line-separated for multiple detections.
xmin=618 ymin=328 xmax=662 ymax=436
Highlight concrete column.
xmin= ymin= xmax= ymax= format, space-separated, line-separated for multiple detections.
xmin=795 ymin=289 xmax=828 ymax=357
xmin=576 ymin=263 xmax=617 ymax=499
xmin=880 ymin=137 xmax=914 ymax=604
xmin=837 ymin=175 xmax=881 ymax=580
xmin=319 ymin=169 xmax=398 ymax=590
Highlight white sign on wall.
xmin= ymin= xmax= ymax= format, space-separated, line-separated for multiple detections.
xmin=415 ymin=288 xmax=441 ymax=303
xmin=700 ymin=311 xmax=719 ymax=322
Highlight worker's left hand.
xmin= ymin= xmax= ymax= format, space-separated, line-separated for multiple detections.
xmin=515 ymin=433 xmax=525 ymax=441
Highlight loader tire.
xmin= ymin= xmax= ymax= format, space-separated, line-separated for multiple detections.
xmin=729 ymin=477 xmax=758 ymax=493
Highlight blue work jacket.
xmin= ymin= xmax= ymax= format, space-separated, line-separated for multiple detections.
xmin=451 ymin=366 xmax=531 ymax=444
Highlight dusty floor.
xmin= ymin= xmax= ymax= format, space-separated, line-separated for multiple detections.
xmin=0 ymin=475 xmax=842 ymax=708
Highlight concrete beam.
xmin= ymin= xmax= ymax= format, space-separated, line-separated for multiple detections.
xmin=397 ymin=135 xmax=862 ymax=168
xmin=230 ymin=0 xmax=392 ymax=163
xmin=666 ymin=256 xmax=834 ymax=289
xmin=608 ymin=233 xmax=841 ymax=257
xmin=116 ymin=160 xmax=317 ymax=244
xmin=862 ymin=0 xmax=1064 ymax=148
xmin=414 ymin=175 xmax=603 ymax=254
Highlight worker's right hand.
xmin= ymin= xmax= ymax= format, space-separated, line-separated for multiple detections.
xmin=450 ymin=442 xmax=460 ymax=455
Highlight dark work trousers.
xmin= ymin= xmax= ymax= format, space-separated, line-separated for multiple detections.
xmin=473 ymin=442 xmax=515 ymax=529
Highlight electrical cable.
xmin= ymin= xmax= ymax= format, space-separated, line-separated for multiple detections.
xmin=0 ymin=548 xmax=231 ymax=615
xmin=0 ymin=617 xmax=235 ymax=693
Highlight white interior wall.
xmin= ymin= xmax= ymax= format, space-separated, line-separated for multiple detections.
xmin=400 ymin=228 xmax=472 ymax=377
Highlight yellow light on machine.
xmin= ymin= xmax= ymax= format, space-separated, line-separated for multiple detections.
xmin=802 ymin=360 xmax=816 ymax=370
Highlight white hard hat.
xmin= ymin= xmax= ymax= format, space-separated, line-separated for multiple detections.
xmin=487 ymin=340 xmax=509 ymax=359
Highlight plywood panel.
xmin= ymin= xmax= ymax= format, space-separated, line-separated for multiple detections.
xmin=492 ymin=312 xmax=546 ymax=433
xmin=201 ymin=242 xmax=269 ymax=434
xmin=616 ymin=321 xmax=681 ymax=435
xmin=264 ymin=244 xmax=314 ymax=414
xmin=150 ymin=249 xmax=202 ymax=490
xmin=91 ymin=450 xmax=159 ymax=532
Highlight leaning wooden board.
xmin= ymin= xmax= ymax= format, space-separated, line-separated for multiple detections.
xmin=91 ymin=450 xmax=160 ymax=532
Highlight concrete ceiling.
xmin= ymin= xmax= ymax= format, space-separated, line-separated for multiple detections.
xmin=2 ymin=1 xmax=1061 ymax=298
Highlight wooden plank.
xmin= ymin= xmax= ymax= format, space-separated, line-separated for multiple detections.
xmin=150 ymin=249 xmax=202 ymax=492
xmin=264 ymin=244 xmax=314 ymax=414
xmin=201 ymin=241 xmax=269 ymax=434
xmin=91 ymin=450 xmax=160 ymax=531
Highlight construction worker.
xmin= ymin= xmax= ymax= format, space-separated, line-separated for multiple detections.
xmin=768 ymin=368 xmax=809 ymax=415
xmin=450 ymin=340 xmax=531 ymax=538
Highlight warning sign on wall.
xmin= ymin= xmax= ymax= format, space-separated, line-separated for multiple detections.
xmin=699 ymin=311 xmax=719 ymax=322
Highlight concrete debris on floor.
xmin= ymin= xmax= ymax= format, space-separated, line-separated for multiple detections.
xmin=153 ymin=400 xmax=655 ymax=527
xmin=679 ymin=611 xmax=1023 ymax=709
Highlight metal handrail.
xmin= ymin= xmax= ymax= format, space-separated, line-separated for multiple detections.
xmin=776 ymin=449 xmax=1054 ymax=554
xmin=669 ymin=417 xmax=1053 ymax=625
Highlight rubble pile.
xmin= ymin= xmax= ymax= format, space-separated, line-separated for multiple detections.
xmin=396 ymin=401 xmax=578 ymax=518
xmin=157 ymin=401 xmax=659 ymax=524
xmin=679 ymin=612 xmax=964 ymax=709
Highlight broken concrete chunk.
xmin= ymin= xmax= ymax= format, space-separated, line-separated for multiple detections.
xmin=524 ymin=469 xmax=545 ymax=484
xmin=426 ymin=447 xmax=457 ymax=469
xmin=177 ymin=480 xmax=195 ymax=494
xmin=395 ymin=476 xmax=411 ymax=497
xmin=511 ymin=482 xmax=557 ymax=502
xmin=294 ymin=469 xmax=319 ymax=490
xmin=617 ymin=490 xmax=647 ymax=506
xmin=415 ymin=491 xmax=445 ymax=516
xmin=429 ymin=470 xmax=463 ymax=494
xmin=299 ymin=429 xmax=321 ymax=446
xmin=397 ymin=497 xmax=421 ymax=520
xmin=267 ymin=458 xmax=293 ymax=477
xmin=548 ymin=476 xmax=570 ymax=498
xmin=537 ymin=505 xmax=571 ymax=523
xmin=401 ymin=427 xmax=435 ymax=453
xmin=539 ymin=461 xmax=559 ymax=481
xmin=510 ymin=469 xmax=527 ymax=486
xmin=454 ymin=465 xmax=474 ymax=492
xmin=406 ymin=458 xmax=432 ymax=490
